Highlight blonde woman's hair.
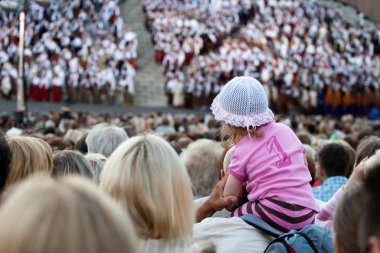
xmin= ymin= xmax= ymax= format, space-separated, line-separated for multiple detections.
xmin=0 ymin=175 xmax=139 ymax=253
xmin=6 ymin=136 xmax=52 ymax=187
xmin=100 ymin=134 xmax=194 ymax=241
xmin=180 ymin=139 xmax=224 ymax=198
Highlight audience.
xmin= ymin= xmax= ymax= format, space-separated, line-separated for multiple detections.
xmin=0 ymin=175 xmax=139 ymax=253
xmin=0 ymin=0 xmax=137 ymax=104
xmin=0 ymin=111 xmax=377 ymax=253
xmin=161 ymin=0 xmax=380 ymax=114
xmin=0 ymin=0 xmax=379 ymax=251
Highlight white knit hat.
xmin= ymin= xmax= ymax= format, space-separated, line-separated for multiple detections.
xmin=210 ymin=76 xmax=274 ymax=128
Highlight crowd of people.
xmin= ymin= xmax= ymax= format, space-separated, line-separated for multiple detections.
xmin=163 ymin=0 xmax=380 ymax=118
xmin=144 ymin=0 xmax=253 ymax=75
xmin=0 ymin=0 xmax=137 ymax=104
xmin=0 ymin=96 xmax=380 ymax=252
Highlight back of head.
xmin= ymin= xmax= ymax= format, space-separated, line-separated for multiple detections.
xmin=180 ymin=139 xmax=224 ymax=198
xmin=0 ymin=132 xmax=11 ymax=192
xmin=85 ymin=153 xmax=107 ymax=183
xmin=360 ymin=150 xmax=380 ymax=252
xmin=334 ymin=185 xmax=364 ymax=253
xmin=317 ymin=142 xmax=351 ymax=178
xmin=0 ymin=175 xmax=138 ymax=253
xmin=52 ymin=150 xmax=94 ymax=180
xmin=6 ymin=136 xmax=52 ymax=188
xmin=86 ymin=124 xmax=128 ymax=157
xmin=100 ymin=134 xmax=194 ymax=242
xmin=355 ymin=136 xmax=380 ymax=166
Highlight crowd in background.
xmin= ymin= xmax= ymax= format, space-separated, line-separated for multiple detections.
xmin=144 ymin=0 xmax=253 ymax=74
xmin=0 ymin=0 xmax=137 ymax=105
xmin=1 ymin=109 xmax=379 ymax=154
xmin=163 ymin=0 xmax=380 ymax=118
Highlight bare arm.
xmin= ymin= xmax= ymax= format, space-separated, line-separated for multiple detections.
xmin=223 ymin=174 xmax=243 ymax=211
xmin=223 ymin=174 xmax=243 ymax=198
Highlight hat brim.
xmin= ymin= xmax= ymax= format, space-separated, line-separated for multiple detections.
xmin=210 ymin=95 xmax=274 ymax=128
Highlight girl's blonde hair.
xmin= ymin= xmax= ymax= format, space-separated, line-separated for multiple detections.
xmin=100 ymin=134 xmax=194 ymax=241
xmin=6 ymin=136 xmax=52 ymax=187
xmin=0 ymin=175 xmax=139 ymax=253
xmin=221 ymin=123 xmax=264 ymax=148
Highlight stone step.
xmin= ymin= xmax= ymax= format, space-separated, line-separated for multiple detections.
xmin=120 ymin=0 xmax=167 ymax=107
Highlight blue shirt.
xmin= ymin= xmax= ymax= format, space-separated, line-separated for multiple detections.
xmin=313 ymin=176 xmax=348 ymax=202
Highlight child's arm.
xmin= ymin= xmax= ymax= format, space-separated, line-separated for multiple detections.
xmin=223 ymin=174 xmax=243 ymax=211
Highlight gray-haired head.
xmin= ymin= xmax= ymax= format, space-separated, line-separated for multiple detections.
xmin=52 ymin=150 xmax=94 ymax=180
xmin=85 ymin=153 xmax=108 ymax=183
xmin=85 ymin=124 xmax=128 ymax=157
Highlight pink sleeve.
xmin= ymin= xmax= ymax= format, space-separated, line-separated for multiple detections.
xmin=315 ymin=186 xmax=345 ymax=229
xmin=228 ymin=151 xmax=246 ymax=182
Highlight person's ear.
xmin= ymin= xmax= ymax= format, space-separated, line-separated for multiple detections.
xmin=317 ymin=164 xmax=326 ymax=181
xmin=368 ymin=236 xmax=380 ymax=253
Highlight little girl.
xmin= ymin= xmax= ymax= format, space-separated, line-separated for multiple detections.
xmin=211 ymin=76 xmax=319 ymax=232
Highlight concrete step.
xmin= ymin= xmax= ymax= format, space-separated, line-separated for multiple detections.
xmin=120 ymin=0 xmax=167 ymax=107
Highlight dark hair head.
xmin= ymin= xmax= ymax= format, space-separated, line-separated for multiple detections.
xmin=0 ymin=132 xmax=11 ymax=192
xmin=318 ymin=142 xmax=352 ymax=177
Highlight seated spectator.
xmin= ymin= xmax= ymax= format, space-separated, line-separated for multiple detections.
xmin=6 ymin=136 xmax=52 ymax=188
xmin=0 ymin=131 xmax=11 ymax=193
xmin=100 ymin=134 xmax=194 ymax=252
xmin=180 ymin=139 xmax=224 ymax=198
xmin=313 ymin=142 xmax=352 ymax=201
xmin=85 ymin=153 xmax=107 ymax=183
xmin=0 ymin=175 xmax=138 ymax=253
xmin=52 ymin=150 xmax=94 ymax=180
xmin=316 ymin=134 xmax=379 ymax=230
xmin=86 ymin=124 xmax=128 ymax=157
xmin=99 ymin=134 xmax=266 ymax=253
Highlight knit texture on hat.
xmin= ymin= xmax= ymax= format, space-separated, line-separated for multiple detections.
xmin=211 ymin=76 xmax=274 ymax=128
